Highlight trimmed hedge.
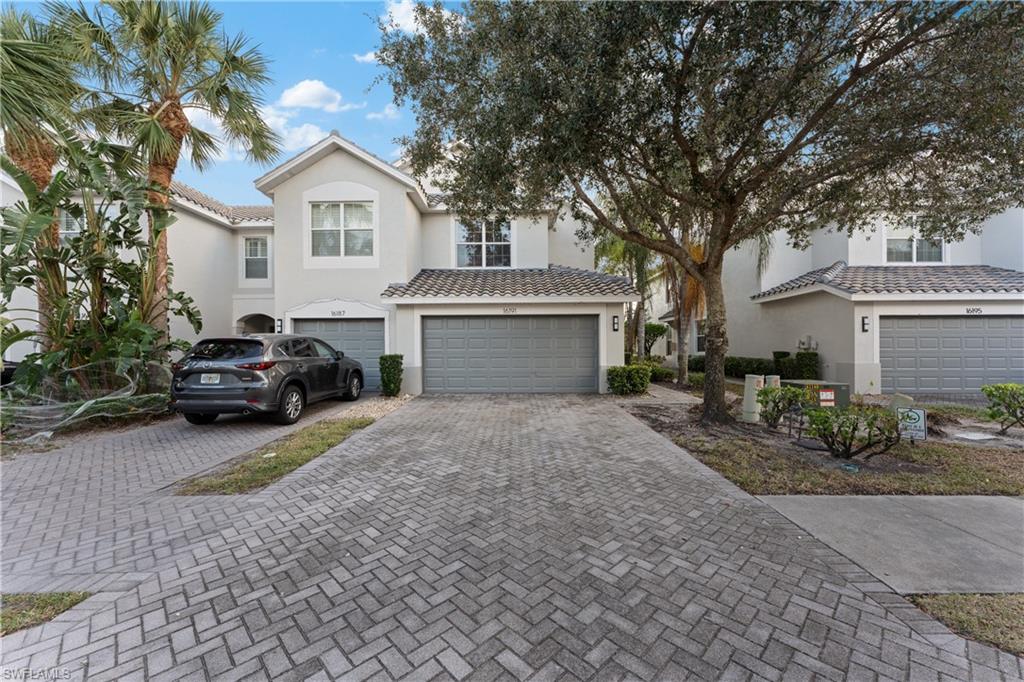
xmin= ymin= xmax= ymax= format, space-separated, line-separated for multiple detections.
xmin=379 ymin=354 xmax=404 ymax=397
xmin=607 ymin=365 xmax=651 ymax=395
xmin=688 ymin=351 xmax=821 ymax=380
xmin=649 ymin=366 xmax=675 ymax=382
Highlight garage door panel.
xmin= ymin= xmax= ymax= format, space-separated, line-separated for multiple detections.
xmin=880 ymin=316 xmax=1023 ymax=395
xmin=423 ymin=315 xmax=599 ymax=393
xmin=293 ymin=318 xmax=384 ymax=391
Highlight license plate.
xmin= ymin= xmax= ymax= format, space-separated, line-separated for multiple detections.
xmin=200 ymin=373 xmax=220 ymax=385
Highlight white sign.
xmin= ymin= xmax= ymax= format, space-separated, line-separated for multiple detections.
xmin=897 ymin=407 xmax=927 ymax=441
xmin=819 ymin=389 xmax=836 ymax=408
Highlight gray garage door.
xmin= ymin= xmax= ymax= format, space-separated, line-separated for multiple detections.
xmin=423 ymin=316 xmax=599 ymax=393
xmin=880 ymin=316 xmax=1024 ymax=395
xmin=293 ymin=318 xmax=384 ymax=390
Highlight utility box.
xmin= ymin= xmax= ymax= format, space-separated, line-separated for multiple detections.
xmin=782 ymin=380 xmax=851 ymax=409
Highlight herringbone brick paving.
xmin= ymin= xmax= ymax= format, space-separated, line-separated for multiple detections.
xmin=1 ymin=395 xmax=1021 ymax=680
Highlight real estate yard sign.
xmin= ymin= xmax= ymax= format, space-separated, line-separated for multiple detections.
xmin=897 ymin=407 xmax=927 ymax=441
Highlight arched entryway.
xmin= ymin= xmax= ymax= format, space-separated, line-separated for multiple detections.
xmin=236 ymin=313 xmax=275 ymax=335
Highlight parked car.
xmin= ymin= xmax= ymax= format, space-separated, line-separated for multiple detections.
xmin=170 ymin=334 xmax=363 ymax=425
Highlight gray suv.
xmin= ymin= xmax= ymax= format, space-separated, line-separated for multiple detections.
xmin=171 ymin=334 xmax=364 ymax=425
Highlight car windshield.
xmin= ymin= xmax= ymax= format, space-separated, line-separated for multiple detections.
xmin=188 ymin=340 xmax=263 ymax=361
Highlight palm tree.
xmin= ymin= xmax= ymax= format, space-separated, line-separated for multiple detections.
xmin=49 ymin=0 xmax=281 ymax=338
xmin=0 ymin=9 xmax=82 ymax=350
xmin=663 ymin=242 xmax=705 ymax=385
xmin=596 ymin=232 xmax=658 ymax=360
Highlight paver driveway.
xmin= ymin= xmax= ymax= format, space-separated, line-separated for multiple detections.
xmin=2 ymin=396 xmax=1021 ymax=681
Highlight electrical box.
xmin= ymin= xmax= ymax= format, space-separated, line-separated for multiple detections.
xmin=782 ymin=380 xmax=851 ymax=409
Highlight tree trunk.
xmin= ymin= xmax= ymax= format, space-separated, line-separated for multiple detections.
xmin=701 ymin=260 xmax=732 ymax=424
xmin=6 ymin=131 xmax=61 ymax=352
xmin=677 ymin=310 xmax=690 ymax=385
xmin=143 ymin=98 xmax=189 ymax=345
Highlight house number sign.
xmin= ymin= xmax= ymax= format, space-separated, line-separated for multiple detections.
xmin=502 ymin=306 xmax=518 ymax=314
xmin=965 ymin=307 xmax=983 ymax=314
xmin=330 ymin=310 xmax=346 ymax=317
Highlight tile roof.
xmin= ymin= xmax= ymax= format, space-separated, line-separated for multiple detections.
xmin=753 ymin=261 xmax=1024 ymax=299
xmin=170 ymin=181 xmax=273 ymax=224
xmin=381 ymin=266 xmax=638 ymax=299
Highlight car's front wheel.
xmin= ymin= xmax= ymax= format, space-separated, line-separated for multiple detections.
xmin=184 ymin=413 xmax=218 ymax=425
xmin=275 ymin=385 xmax=305 ymax=424
xmin=343 ymin=374 xmax=362 ymax=401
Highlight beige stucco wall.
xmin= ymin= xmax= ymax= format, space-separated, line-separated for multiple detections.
xmin=166 ymin=208 xmax=237 ymax=345
xmin=420 ymin=214 xmax=451 ymax=269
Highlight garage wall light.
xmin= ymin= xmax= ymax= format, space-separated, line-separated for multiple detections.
xmin=612 ymin=315 xmax=620 ymax=332
xmin=276 ymin=318 xmax=283 ymax=333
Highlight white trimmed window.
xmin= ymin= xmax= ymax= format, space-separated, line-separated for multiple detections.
xmin=58 ymin=209 xmax=82 ymax=244
xmin=310 ymin=202 xmax=373 ymax=258
xmin=885 ymin=221 xmax=944 ymax=264
xmin=456 ymin=219 xmax=511 ymax=268
xmin=244 ymin=237 xmax=268 ymax=279
xmin=696 ymin=319 xmax=707 ymax=353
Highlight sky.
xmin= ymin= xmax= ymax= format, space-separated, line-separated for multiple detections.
xmin=19 ymin=0 xmax=425 ymax=205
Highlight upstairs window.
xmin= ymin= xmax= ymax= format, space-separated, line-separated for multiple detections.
xmin=457 ymin=219 xmax=511 ymax=268
xmin=311 ymin=202 xmax=374 ymax=258
xmin=244 ymin=237 xmax=268 ymax=279
xmin=58 ymin=209 xmax=82 ymax=244
xmin=886 ymin=219 xmax=944 ymax=264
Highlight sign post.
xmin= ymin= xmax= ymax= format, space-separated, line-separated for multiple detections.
xmin=897 ymin=407 xmax=927 ymax=443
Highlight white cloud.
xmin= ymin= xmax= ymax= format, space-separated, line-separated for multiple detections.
xmin=276 ymin=79 xmax=365 ymax=113
xmin=366 ymin=103 xmax=401 ymax=121
xmin=353 ymin=50 xmax=377 ymax=64
xmin=259 ymin=106 xmax=328 ymax=152
xmin=384 ymin=0 xmax=421 ymax=33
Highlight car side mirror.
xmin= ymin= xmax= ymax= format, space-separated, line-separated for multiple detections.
xmin=336 ymin=350 xmax=344 ymax=358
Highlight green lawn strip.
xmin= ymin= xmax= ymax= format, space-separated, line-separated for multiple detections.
xmin=919 ymin=403 xmax=992 ymax=422
xmin=1 ymin=592 xmax=91 ymax=636
xmin=178 ymin=416 xmax=375 ymax=495
xmin=909 ymin=594 xmax=1024 ymax=657
xmin=677 ymin=435 xmax=1024 ymax=495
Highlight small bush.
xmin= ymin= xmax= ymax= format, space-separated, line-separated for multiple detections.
xmin=806 ymin=406 xmax=901 ymax=459
xmin=772 ymin=351 xmax=791 ymax=363
xmin=644 ymin=354 xmax=666 ymax=366
xmin=607 ymin=365 xmax=651 ymax=395
xmin=776 ymin=357 xmax=799 ymax=379
xmin=687 ymin=372 xmax=705 ymax=390
xmin=795 ymin=352 xmax=821 ymax=380
xmin=643 ymin=323 xmax=668 ymax=355
xmin=756 ymin=385 xmax=806 ymax=429
xmin=378 ymin=354 xmax=404 ymax=397
xmin=687 ymin=355 xmax=705 ymax=372
xmin=723 ymin=356 xmax=775 ymax=377
xmin=981 ymin=383 xmax=1024 ymax=434
xmin=649 ymin=366 xmax=675 ymax=382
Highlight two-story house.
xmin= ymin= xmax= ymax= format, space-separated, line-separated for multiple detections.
xmin=2 ymin=131 xmax=638 ymax=394
xmin=666 ymin=211 xmax=1024 ymax=398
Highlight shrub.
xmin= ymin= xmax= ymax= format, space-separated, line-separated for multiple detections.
xmin=687 ymin=372 xmax=705 ymax=390
xmin=607 ymin=365 xmax=651 ymax=395
xmin=649 ymin=366 xmax=675 ymax=382
xmin=795 ymin=351 xmax=821 ymax=380
xmin=723 ymin=356 xmax=775 ymax=377
xmin=378 ymin=354 xmax=404 ymax=397
xmin=687 ymin=355 xmax=705 ymax=372
xmin=776 ymin=357 xmax=799 ymax=379
xmin=981 ymin=383 xmax=1024 ymax=434
xmin=805 ymin=406 xmax=901 ymax=459
xmin=756 ymin=385 xmax=806 ymax=428
xmin=772 ymin=351 xmax=791 ymax=363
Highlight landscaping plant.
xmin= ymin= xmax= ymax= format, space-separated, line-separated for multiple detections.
xmin=981 ymin=383 xmax=1024 ymax=434
xmin=756 ymin=385 xmax=806 ymax=429
xmin=379 ymin=354 xmax=404 ymax=397
xmin=607 ymin=365 xmax=652 ymax=395
xmin=643 ymin=323 xmax=668 ymax=356
xmin=805 ymin=406 xmax=901 ymax=459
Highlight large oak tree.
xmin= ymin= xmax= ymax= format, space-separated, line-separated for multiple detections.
xmin=379 ymin=2 xmax=1024 ymax=422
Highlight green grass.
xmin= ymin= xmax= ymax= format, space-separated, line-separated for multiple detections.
xmin=676 ymin=435 xmax=1024 ymax=495
xmin=919 ymin=403 xmax=992 ymax=422
xmin=178 ymin=416 xmax=374 ymax=495
xmin=910 ymin=594 xmax=1024 ymax=656
xmin=1 ymin=592 xmax=91 ymax=636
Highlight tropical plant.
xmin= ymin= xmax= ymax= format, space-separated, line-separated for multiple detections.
xmin=0 ymin=138 xmax=201 ymax=393
xmin=756 ymin=385 xmax=806 ymax=429
xmin=980 ymin=383 xmax=1024 ymax=434
xmin=0 ymin=8 xmax=84 ymax=350
xmin=378 ymin=2 xmax=1024 ymax=423
xmin=379 ymin=354 xmax=404 ymax=397
xmin=662 ymin=240 xmax=705 ymax=384
xmin=596 ymin=232 xmax=658 ymax=359
xmin=49 ymin=0 xmax=280 ymax=340
xmin=643 ymin=323 xmax=668 ymax=356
